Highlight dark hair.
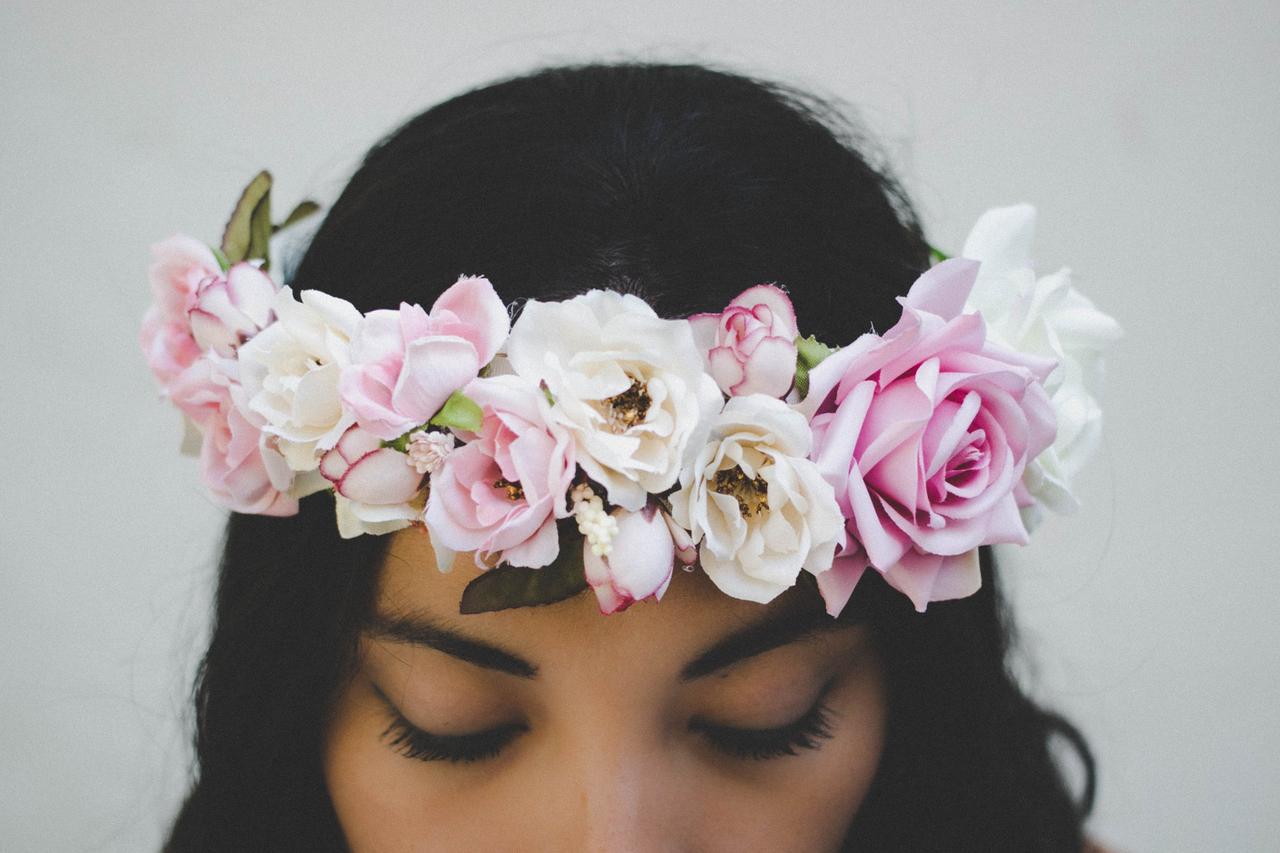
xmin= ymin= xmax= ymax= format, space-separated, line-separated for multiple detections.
xmin=164 ymin=61 xmax=1095 ymax=852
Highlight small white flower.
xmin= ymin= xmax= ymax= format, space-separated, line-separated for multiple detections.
xmin=505 ymin=289 xmax=724 ymax=511
xmin=961 ymin=204 xmax=1122 ymax=527
xmin=668 ymin=394 xmax=844 ymax=604
xmin=235 ymin=287 xmax=363 ymax=471
xmin=406 ymin=429 xmax=456 ymax=476
xmin=571 ymin=484 xmax=619 ymax=556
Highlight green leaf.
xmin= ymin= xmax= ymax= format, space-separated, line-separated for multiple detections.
xmin=428 ymin=389 xmax=484 ymax=432
xmin=928 ymin=245 xmax=951 ymax=264
xmin=221 ymin=170 xmax=273 ymax=270
xmin=459 ymin=519 xmax=589 ymax=614
xmin=209 ymin=245 xmax=231 ymax=273
xmin=274 ymin=199 xmax=321 ymax=234
xmin=793 ymin=333 xmax=836 ymax=401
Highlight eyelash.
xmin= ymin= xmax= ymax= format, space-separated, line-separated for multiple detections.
xmin=377 ymin=679 xmax=837 ymax=765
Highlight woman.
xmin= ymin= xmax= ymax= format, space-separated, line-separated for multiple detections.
xmin=156 ymin=62 xmax=1099 ymax=851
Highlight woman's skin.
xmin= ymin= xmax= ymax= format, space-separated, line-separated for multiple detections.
xmin=324 ymin=525 xmax=887 ymax=852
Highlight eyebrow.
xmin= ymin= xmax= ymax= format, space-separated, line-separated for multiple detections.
xmin=369 ymin=613 xmax=538 ymax=679
xmin=368 ymin=605 xmax=852 ymax=682
xmin=678 ymin=606 xmax=852 ymax=682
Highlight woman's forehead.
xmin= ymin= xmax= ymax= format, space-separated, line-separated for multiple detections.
xmin=371 ymin=525 xmax=838 ymax=675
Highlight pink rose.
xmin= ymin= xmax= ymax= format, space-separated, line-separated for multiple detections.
xmin=340 ymin=275 xmax=510 ymax=440
xmin=583 ymin=504 xmax=693 ymax=615
xmin=188 ymin=262 xmax=278 ymax=356
xmin=797 ymin=259 xmax=1058 ymax=615
xmin=167 ymin=354 xmax=298 ymax=516
xmin=689 ymin=283 xmax=799 ymax=398
xmin=423 ymin=374 xmax=576 ymax=570
xmin=140 ymin=235 xmax=222 ymax=388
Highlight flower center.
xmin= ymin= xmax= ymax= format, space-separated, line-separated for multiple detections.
xmin=493 ymin=477 xmax=525 ymax=501
xmin=603 ymin=377 xmax=651 ymax=433
xmin=711 ymin=465 xmax=770 ymax=518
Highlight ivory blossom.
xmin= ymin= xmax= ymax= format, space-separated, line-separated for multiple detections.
xmin=504 ymin=289 xmax=723 ymax=512
xmin=960 ymin=204 xmax=1123 ymax=527
xmin=797 ymin=259 xmax=1058 ymax=615
xmin=669 ymin=394 xmax=844 ymax=604
xmin=235 ymin=287 xmax=363 ymax=471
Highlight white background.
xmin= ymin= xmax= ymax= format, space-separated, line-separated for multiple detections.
xmin=2 ymin=2 xmax=1276 ymax=850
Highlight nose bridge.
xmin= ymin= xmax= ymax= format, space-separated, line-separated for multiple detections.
xmin=557 ymin=699 xmax=679 ymax=853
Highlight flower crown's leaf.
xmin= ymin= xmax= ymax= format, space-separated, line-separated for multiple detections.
xmin=928 ymin=245 xmax=951 ymax=264
xmin=793 ymin=333 xmax=836 ymax=400
xmin=209 ymin=245 xmax=231 ymax=273
xmin=428 ymin=389 xmax=484 ymax=433
xmin=221 ymin=170 xmax=273 ymax=269
xmin=274 ymin=200 xmax=321 ymax=234
xmin=459 ymin=520 xmax=588 ymax=613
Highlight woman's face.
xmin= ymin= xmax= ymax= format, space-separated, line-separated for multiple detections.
xmin=324 ymin=527 xmax=886 ymax=852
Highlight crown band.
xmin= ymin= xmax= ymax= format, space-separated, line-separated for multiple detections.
xmin=140 ymin=173 xmax=1121 ymax=618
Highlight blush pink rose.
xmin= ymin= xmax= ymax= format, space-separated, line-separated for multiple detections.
xmin=423 ymin=374 xmax=576 ymax=570
xmin=188 ymin=262 xmax=278 ymax=356
xmin=796 ymin=259 xmax=1058 ymax=615
xmin=689 ymin=283 xmax=799 ymax=398
xmin=583 ymin=504 xmax=693 ymax=614
xmin=340 ymin=275 xmax=510 ymax=440
xmin=167 ymin=353 xmax=298 ymax=516
xmin=139 ymin=234 xmax=222 ymax=388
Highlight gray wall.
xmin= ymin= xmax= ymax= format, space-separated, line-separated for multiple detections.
xmin=2 ymin=1 xmax=1276 ymax=849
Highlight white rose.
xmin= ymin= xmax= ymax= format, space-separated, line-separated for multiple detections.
xmin=961 ymin=204 xmax=1122 ymax=527
xmin=236 ymin=287 xmax=363 ymax=471
xmin=505 ymin=289 xmax=724 ymax=511
xmin=668 ymin=394 xmax=844 ymax=604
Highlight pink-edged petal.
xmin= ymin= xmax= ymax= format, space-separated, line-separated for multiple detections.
xmin=224 ymin=262 xmax=278 ymax=327
xmin=336 ymin=424 xmax=383 ymax=461
xmin=662 ymin=509 xmax=698 ymax=565
xmin=606 ymin=506 xmax=675 ymax=601
xmin=707 ymin=345 xmax=746 ymax=394
xmin=336 ymin=447 xmax=424 ymax=504
xmin=729 ymin=283 xmax=798 ymax=336
xmin=318 ymin=446 xmax=349 ymax=483
xmin=731 ymin=334 xmax=797 ymax=398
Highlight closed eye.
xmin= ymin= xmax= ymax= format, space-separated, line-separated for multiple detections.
xmin=689 ymin=676 xmax=838 ymax=761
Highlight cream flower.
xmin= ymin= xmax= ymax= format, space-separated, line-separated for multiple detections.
xmin=961 ymin=204 xmax=1122 ymax=527
xmin=235 ymin=287 xmax=363 ymax=471
xmin=668 ymin=394 xmax=844 ymax=604
xmin=504 ymin=289 xmax=724 ymax=511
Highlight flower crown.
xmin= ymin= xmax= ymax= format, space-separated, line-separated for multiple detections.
xmin=141 ymin=172 xmax=1121 ymax=618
